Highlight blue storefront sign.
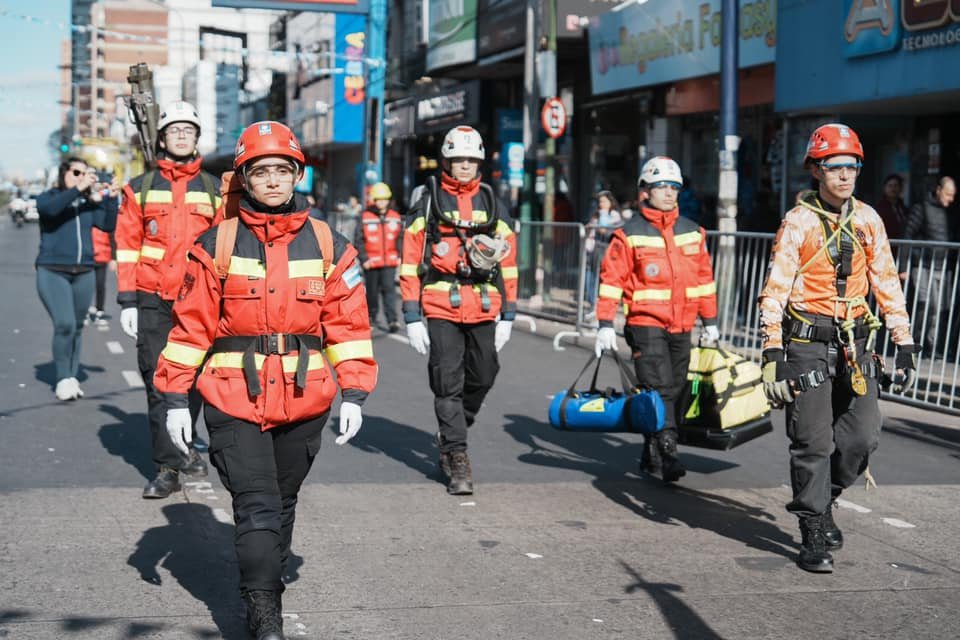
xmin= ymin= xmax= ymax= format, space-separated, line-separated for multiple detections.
xmin=502 ymin=142 xmax=525 ymax=188
xmin=588 ymin=0 xmax=776 ymax=95
xmin=777 ymin=0 xmax=960 ymax=112
xmin=332 ymin=13 xmax=367 ymax=144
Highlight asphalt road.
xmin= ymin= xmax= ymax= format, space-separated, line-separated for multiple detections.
xmin=1 ymin=214 xmax=958 ymax=639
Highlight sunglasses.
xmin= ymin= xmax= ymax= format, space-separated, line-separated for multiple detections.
xmin=70 ymin=168 xmax=86 ymax=177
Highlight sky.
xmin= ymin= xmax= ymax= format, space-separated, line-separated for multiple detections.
xmin=0 ymin=0 xmax=72 ymax=181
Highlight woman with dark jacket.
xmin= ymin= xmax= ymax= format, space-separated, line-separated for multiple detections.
xmin=36 ymin=157 xmax=119 ymax=400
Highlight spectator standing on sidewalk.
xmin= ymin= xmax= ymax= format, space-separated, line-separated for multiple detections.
xmin=584 ymin=191 xmax=622 ymax=312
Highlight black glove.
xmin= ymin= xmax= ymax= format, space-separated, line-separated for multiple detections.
xmin=892 ymin=344 xmax=918 ymax=393
xmin=761 ymin=349 xmax=794 ymax=408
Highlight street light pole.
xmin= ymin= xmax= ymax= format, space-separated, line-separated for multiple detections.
xmin=715 ymin=0 xmax=739 ymax=337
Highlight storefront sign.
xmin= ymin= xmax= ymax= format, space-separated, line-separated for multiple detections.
xmin=332 ymin=13 xmax=367 ymax=144
xmin=588 ymin=0 xmax=776 ymax=95
xmin=212 ymin=0 xmax=369 ymax=14
xmin=778 ymin=0 xmax=960 ymax=111
xmin=477 ymin=0 xmax=525 ymax=58
xmin=502 ymin=142 xmax=525 ymax=188
xmin=415 ymin=81 xmax=480 ymax=133
xmin=557 ymin=0 xmax=621 ymax=39
xmin=496 ymin=108 xmax=523 ymax=143
xmin=427 ymin=0 xmax=478 ymax=71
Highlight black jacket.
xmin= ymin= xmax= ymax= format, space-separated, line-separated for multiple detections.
xmin=36 ymin=187 xmax=118 ymax=268
xmin=905 ymin=194 xmax=951 ymax=242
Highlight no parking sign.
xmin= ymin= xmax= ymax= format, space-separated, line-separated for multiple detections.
xmin=541 ymin=97 xmax=567 ymax=139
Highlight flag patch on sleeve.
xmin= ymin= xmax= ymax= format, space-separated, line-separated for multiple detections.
xmin=343 ymin=261 xmax=363 ymax=289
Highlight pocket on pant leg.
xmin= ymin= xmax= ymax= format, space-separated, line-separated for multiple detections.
xmin=207 ymin=428 xmax=237 ymax=493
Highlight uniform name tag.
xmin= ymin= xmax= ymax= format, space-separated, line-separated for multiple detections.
xmin=307 ymin=279 xmax=325 ymax=297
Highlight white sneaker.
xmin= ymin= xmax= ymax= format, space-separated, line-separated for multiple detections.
xmin=94 ymin=310 xmax=108 ymax=327
xmin=55 ymin=378 xmax=77 ymax=401
xmin=68 ymin=377 xmax=84 ymax=398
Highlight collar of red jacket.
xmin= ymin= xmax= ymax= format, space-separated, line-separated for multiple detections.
xmin=156 ymin=156 xmax=202 ymax=182
xmin=238 ymin=205 xmax=310 ymax=242
xmin=639 ymin=204 xmax=679 ymax=229
xmin=441 ymin=172 xmax=480 ymax=196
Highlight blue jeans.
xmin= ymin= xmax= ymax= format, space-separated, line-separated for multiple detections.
xmin=36 ymin=267 xmax=94 ymax=382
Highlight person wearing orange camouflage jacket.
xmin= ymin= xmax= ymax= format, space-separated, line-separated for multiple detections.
xmin=758 ymin=123 xmax=917 ymax=574
xmin=399 ymin=125 xmax=518 ymax=496
xmin=155 ymin=121 xmax=376 ymax=639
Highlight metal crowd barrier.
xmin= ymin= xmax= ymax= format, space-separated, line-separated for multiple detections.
xmin=515 ymin=220 xmax=590 ymax=329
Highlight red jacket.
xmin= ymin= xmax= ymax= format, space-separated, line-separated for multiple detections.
xmin=115 ymin=157 xmax=222 ymax=306
xmin=154 ymin=198 xmax=378 ymax=429
xmin=355 ymin=207 xmax=402 ymax=269
xmin=597 ymin=206 xmax=717 ymax=333
xmin=92 ymin=228 xmax=112 ymax=264
xmin=399 ymin=174 xmax=518 ymax=324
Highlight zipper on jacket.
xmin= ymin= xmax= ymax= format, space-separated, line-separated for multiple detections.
xmin=75 ymin=207 xmax=82 ymax=264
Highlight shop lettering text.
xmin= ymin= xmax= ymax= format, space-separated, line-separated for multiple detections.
xmin=595 ymin=0 xmax=774 ymax=76
xmin=344 ymin=31 xmax=365 ymax=106
xmin=417 ymin=91 xmax=467 ymax=122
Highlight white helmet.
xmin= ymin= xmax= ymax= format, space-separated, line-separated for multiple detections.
xmin=639 ymin=156 xmax=683 ymax=188
xmin=441 ymin=126 xmax=485 ymax=160
xmin=158 ymin=100 xmax=201 ymax=133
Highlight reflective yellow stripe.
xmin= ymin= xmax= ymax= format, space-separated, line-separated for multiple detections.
xmin=501 ymin=266 xmax=518 ymax=279
xmin=140 ymin=245 xmax=166 ymax=260
xmin=424 ymin=281 xmax=454 ymax=292
xmin=228 ymin=256 xmax=266 ymax=278
xmin=495 ymin=220 xmax=514 ymax=236
xmin=325 ymin=340 xmax=374 ymax=365
xmin=674 ymin=230 xmax=702 ymax=246
xmin=116 ymin=249 xmax=140 ymax=263
xmin=140 ymin=190 xmax=173 ymax=205
xmin=423 ymin=281 xmax=495 ymax=294
xmin=627 ymin=235 xmax=666 ymax=248
xmin=599 ymin=284 xmax=623 ymax=299
xmin=407 ymin=217 xmax=426 ymax=234
xmin=161 ymin=342 xmax=208 ymax=367
xmin=206 ymin=351 xmax=325 ymax=373
xmin=399 ymin=264 xmax=419 ymax=277
xmin=288 ymin=259 xmax=326 ymax=279
xmin=472 ymin=211 xmax=489 ymax=223
xmin=184 ymin=192 xmax=215 ymax=205
xmin=632 ymin=289 xmax=672 ymax=301
xmin=685 ymin=282 xmax=717 ymax=298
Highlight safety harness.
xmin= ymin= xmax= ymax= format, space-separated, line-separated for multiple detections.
xmin=787 ymin=195 xmax=884 ymax=396
xmin=208 ymin=216 xmax=334 ymax=396
xmin=418 ymin=175 xmax=506 ymax=312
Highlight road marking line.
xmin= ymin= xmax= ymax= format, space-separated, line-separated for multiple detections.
xmin=836 ymin=498 xmax=871 ymax=513
xmin=460 ymin=501 xmax=476 ymax=507
xmin=525 ymin=553 xmax=543 ymax=559
xmin=213 ymin=508 xmax=233 ymax=524
xmin=121 ymin=370 xmax=144 ymax=388
xmin=184 ymin=481 xmax=212 ymax=488
xmin=386 ymin=333 xmax=408 ymax=345
xmin=106 ymin=341 xmax=124 ymax=354
xmin=882 ymin=518 xmax=916 ymax=529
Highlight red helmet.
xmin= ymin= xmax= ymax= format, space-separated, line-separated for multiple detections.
xmin=234 ymin=121 xmax=305 ymax=169
xmin=804 ymin=123 xmax=864 ymax=165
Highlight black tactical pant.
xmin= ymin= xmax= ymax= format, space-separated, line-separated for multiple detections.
xmin=784 ymin=339 xmax=882 ymax=518
xmin=205 ymin=404 xmax=326 ymax=594
xmin=427 ymin=319 xmax=499 ymax=454
xmin=364 ymin=266 xmax=398 ymax=325
xmin=624 ymin=326 xmax=692 ymax=435
xmin=136 ymin=293 xmax=202 ymax=471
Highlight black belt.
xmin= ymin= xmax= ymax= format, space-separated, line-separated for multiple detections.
xmin=786 ymin=316 xmax=870 ymax=343
xmin=210 ymin=334 xmax=323 ymax=396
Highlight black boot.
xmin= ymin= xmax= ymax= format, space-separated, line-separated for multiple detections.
xmin=388 ymin=322 xmax=401 ymax=334
xmin=797 ymin=516 xmax=834 ymax=573
xmin=243 ymin=590 xmax=284 ymax=640
xmin=822 ymin=502 xmax=844 ymax=550
xmin=142 ymin=468 xmax=181 ymax=499
xmin=180 ymin=448 xmax=209 ymax=477
xmin=658 ymin=431 xmax=686 ymax=483
xmin=639 ymin=436 xmax=662 ymax=475
xmin=447 ymin=451 xmax=474 ymax=495
xmin=435 ymin=433 xmax=452 ymax=478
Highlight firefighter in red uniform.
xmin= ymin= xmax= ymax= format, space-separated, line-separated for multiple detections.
xmin=355 ymin=181 xmax=402 ymax=332
xmin=155 ymin=121 xmax=377 ymax=640
xmin=594 ymin=156 xmax=719 ymax=483
xmin=115 ymin=101 xmax=223 ymax=499
xmin=400 ymin=126 xmax=518 ymax=495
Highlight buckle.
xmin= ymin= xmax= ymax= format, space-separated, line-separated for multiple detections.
xmin=262 ymin=333 xmax=287 ymax=354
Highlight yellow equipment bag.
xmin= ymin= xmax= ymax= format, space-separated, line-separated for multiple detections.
xmin=678 ymin=344 xmax=772 ymax=450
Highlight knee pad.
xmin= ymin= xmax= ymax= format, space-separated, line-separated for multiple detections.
xmin=234 ymin=492 xmax=282 ymax=536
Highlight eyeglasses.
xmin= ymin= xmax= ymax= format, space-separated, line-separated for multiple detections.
xmin=818 ymin=162 xmax=862 ymax=177
xmin=246 ymin=164 xmax=297 ymax=184
xmin=649 ymin=181 xmax=681 ymax=192
xmin=164 ymin=126 xmax=198 ymax=138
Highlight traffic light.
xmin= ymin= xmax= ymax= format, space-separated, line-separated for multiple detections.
xmin=60 ymin=143 xmax=70 ymax=153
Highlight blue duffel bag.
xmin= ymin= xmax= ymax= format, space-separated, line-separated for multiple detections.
xmin=548 ymin=351 xmax=665 ymax=433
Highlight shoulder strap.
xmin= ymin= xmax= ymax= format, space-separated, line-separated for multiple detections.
xmin=139 ymin=170 xmax=155 ymax=210
xmin=198 ymin=171 xmax=217 ymax=212
xmin=308 ymin=217 xmax=335 ymax=277
xmin=214 ymin=217 xmax=239 ymax=279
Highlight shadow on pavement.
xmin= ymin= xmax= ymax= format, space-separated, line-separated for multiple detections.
xmin=127 ymin=502 xmax=244 ymax=639
xmin=619 ymin=560 xmax=727 ymax=640
xmin=97 ymin=404 xmax=154 ymax=480
xmin=341 ymin=414 xmax=446 ymax=486
xmin=33 ymin=361 xmax=105 ymax=386
xmin=504 ymin=414 xmax=796 ymax=560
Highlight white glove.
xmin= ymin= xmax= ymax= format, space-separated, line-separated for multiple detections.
xmin=336 ymin=401 xmax=363 ymax=445
xmin=166 ymin=408 xmax=192 ymax=456
xmin=595 ymin=327 xmax=617 ymax=358
xmin=406 ymin=321 xmax=430 ymax=356
xmin=120 ymin=307 xmax=138 ymax=339
xmin=495 ymin=320 xmax=513 ymax=353
xmin=703 ymin=324 xmax=720 ymax=344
